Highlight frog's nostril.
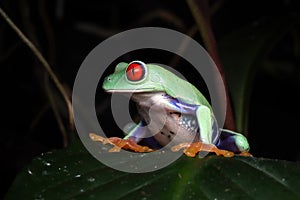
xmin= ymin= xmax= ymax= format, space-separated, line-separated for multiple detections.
xmin=108 ymin=77 xmax=112 ymax=81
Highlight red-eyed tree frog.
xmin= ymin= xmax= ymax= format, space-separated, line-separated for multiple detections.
xmin=90 ymin=61 xmax=250 ymax=157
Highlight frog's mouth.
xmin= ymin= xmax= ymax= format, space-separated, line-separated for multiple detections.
xmin=105 ymin=88 xmax=160 ymax=93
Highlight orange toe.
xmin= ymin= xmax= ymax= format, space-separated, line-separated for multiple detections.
xmin=89 ymin=133 xmax=153 ymax=153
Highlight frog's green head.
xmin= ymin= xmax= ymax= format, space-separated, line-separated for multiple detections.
xmin=103 ymin=61 xmax=165 ymax=93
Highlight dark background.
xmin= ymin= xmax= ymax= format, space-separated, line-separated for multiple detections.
xmin=0 ymin=0 xmax=299 ymax=198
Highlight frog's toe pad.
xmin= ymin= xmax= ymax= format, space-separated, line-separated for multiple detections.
xmin=239 ymin=151 xmax=252 ymax=157
xmin=89 ymin=133 xmax=154 ymax=153
xmin=217 ymin=149 xmax=234 ymax=157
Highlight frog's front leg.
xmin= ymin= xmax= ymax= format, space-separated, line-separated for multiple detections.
xmin=172 ymin=105 xmax=234 ymax=157
xmin=123 ymin=121 xmax=147 ymax=142
xmin=89 ymin=121 xmax=153 ymax=153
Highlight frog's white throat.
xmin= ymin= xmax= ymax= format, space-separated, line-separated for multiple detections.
xmin=131 ymin=92 xmax=169 ymax=106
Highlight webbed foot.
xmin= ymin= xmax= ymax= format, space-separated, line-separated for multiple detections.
xmin=171 ymin=142 xmax=235 ymax=157
xmin=89 ymin=133 xmax=154 ymax=153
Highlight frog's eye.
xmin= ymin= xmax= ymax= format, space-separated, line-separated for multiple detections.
xmin=126 ymin=61 xmax=146 ymax=82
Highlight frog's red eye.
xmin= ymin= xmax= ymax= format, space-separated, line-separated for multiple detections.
xmin=126 ymin=61 xmax=146 ymax=82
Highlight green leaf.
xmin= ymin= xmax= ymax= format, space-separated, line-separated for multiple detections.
xmin=219 ymin=16 xmax=299 ymax=133
xmin=5 ymin=141 xmax=300 ymax=200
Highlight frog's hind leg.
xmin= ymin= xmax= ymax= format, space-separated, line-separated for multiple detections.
xmin=217 ymin=129 xmax=251 ymax=156
xmin=171 ymin=129 xmax=251 ymax=157
xmin=171 ymin=106 xmax=234 ymax=157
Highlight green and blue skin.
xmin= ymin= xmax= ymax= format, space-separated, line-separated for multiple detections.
xmin=102 ymin=61 xmax=250 ymax=155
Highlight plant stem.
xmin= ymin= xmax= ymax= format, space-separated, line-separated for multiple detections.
xmin=0 ymin=7 xmax=74 ymax=142
xmin=186 ymin=0 xmax=236 ymax=130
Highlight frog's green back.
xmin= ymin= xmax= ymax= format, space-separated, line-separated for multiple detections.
xmin=103 ymin=61 xmax=212 ymax=110
xmin=147 ymin=64 xmax=212 ymax=109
